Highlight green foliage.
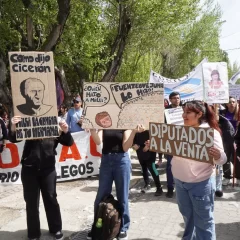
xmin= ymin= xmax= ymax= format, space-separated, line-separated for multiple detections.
xmin=0 ymin=0 xmax=232 ymax=95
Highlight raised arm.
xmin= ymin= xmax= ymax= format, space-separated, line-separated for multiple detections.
xmin=123 ymin=124 xmax=145 ymax=152
xmin=58 ymin=120 xmax=74 ymax=146
xmin=8 ymin=116 xmax=22 ymax=143
xmin=90 ymin=129 xmax=103 ymax=145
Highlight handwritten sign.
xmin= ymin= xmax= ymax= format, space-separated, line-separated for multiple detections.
xmin=8 ymin=51 xmax=58 ymax=140
xmin=82 ymin=82 xmax=164 ymax=129
xmin=164 ymin=107 xmax=183 ymax=125
xmin=149 ymin=123 xmax=214 ymax=164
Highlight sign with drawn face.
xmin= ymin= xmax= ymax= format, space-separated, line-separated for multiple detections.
xmin=149 ymin=122 xmax=214 ymax=164
xmin=9 ymin=51 xmax=59 ymax=140
xmin=82 ymin=82 xmax=164 ymax=129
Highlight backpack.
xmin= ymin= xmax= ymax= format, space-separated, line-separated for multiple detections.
xmin=93 ymin=194 xmax=121 ymax=240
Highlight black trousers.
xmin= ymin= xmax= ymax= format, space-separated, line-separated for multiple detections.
xmin=21 ymin=166 xmax=62 ymax=239
xmin=223 ymin=143 xmax=240 ymax=179
xmin=138 ymin=156 xmax=161 ymax=188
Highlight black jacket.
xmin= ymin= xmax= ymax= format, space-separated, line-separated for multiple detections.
xmin=0 ymin=118 xmax=7 ymax=141
xmin=8 ymin=130 xmax=73 ymax=171
xmin=219 ymin=115 xmax=235 ymax=148
xmin=133 ymin=130 xmax=156 ymax=161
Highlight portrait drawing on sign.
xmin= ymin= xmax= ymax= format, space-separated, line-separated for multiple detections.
xmin=17 ymin=78 xmax=53 ymax=116
xmin=95 ymin=111 xmax=112 ymax=128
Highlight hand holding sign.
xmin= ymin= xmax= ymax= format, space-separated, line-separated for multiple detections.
xmin=11 ymin=116 xmax=22 ymax=132
xmin=209 ymin=147 xmax=221 ymax=160
xmin=133 ymin=124 xmax=145 ymax=134
xmin=59 ymin=120 xmax=69 ymax=134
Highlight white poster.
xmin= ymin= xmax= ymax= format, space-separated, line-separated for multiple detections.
xmin=0 ymin=132 xmax=101 ymax=184
xmin=229 ymin=84 xmax=240 ymax=100
xmin=149 ymin=59 xmax=207 ymax=103
xmin=164 ymin=107 xmax=184 ymax=125
xmin=203 ymin=62 xmax=229 ymax=104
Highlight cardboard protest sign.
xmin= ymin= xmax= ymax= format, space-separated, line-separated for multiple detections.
xmin=149 ymin=123 xmax=214 ymax=164
xmin=203 ymin=62 xmax=229 ymax=104
xmin=164 ymin=107 xmax=183 ymax=125
xmin=8 ymin=51 xmax=58 ymax=140
xmin=82 ymin=82 xmax=164 ymax=129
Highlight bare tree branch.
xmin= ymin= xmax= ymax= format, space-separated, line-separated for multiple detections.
xmin=22 ymin=0 xmax=34 ymax=49
xmin=101 ymin=1 xmax=131 ymax=82
xmin=41 ymin=0 xmax=71 ymax=51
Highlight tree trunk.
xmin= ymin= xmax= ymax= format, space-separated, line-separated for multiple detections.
xmin=101 ymin=0 xmax=131 ymax=82
xmin=42 ymin=0 xmax=71 ymax=51
xmin=22 ymin=0 xmax=34 ymax=50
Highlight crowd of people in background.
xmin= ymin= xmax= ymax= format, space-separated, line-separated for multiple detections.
xmin=1 ymin=92 xmax=240 ymax=240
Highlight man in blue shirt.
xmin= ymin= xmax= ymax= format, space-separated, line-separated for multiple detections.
xmin=66 ymin=96 xmax=84 ymax=133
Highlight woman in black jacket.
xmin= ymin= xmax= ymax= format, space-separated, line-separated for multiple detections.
xmin=215 ymin=115 xmax=235 ymax=196
xmin=9 ymin=116 xmax=74 ymax=240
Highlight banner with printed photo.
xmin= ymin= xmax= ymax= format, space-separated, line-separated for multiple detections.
xmin=203 ymin=62 xmax=229 ymax=104
xmin=149 ymin=59 xmax=207 ymax=103
xmin=164 ymin=107 xmax=184 ymax=125
xmin=0 ymin=132 xmax=101 ymax=184
xmin=8 ymin=51 xmax=58 ymax=140
xmin=149 ymin=123 xmax=214 ymax=164
xmin=82 ymin=82 xmax=164 ymax=129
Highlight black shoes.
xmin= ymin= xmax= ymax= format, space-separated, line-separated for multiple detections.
xmin=215 ymin=190 xmax=223 ymax=197
xmin=166 ymin=188 xmax=174 ymax=198
xmin=86 ymin=230 xmax=92 ymax=239
xmin=155 ymin=187 xmax=163 ymax=196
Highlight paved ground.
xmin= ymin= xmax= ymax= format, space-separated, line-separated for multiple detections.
xmin=0 ymin=157 xmax=240 ymax=240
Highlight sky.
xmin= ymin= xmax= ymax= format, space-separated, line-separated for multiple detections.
xmin=216 ymin=0 xmax=240 ymax=65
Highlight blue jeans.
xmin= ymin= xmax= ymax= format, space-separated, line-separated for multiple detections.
xmin=174 ymin=177 xmax=216 ymax=240
xmin=166 ymin=155 xmax=174 ymax=189
xmin=94 ymin=152 xmax=131 ymax=232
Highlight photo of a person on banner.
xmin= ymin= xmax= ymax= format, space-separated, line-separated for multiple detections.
xmin=209 ymin=70 xmax=223 ymax=89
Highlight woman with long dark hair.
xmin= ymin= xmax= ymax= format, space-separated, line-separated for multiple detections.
xmin=220 ymin=96 xmax=239 ymax=185
xmin=171 ymin=100 xmax=226 ymax=240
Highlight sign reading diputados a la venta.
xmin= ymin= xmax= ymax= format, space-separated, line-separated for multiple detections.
xmin=149 ymin=123 xmax=214 ymax=164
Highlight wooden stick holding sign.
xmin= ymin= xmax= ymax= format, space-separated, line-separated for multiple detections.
xmin=149 ymin=122 xmax=214 ymax=164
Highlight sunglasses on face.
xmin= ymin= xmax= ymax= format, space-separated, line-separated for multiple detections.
xmin=73 ymin=101 xmax=81 ymax=103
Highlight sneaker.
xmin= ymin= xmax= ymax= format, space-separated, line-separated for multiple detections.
xmin=215 ymin=190 xmax=223 ymax=197
xmin=154 ymin=187 xmax=163 ymax=196
xmin=141 ymin=184 xmax=151 ymax=193
xmin=166 ymin=188 xmax=174 ymax=198
xmin=222 ymin=178 xmax=231 ymax=186
xmin=86 ymin=231 xmax=92 ymax=240
xmin=118 ymin=231 xmax=128 ymax=240
xmin=55 ymin=231 xmax=64 ymax=240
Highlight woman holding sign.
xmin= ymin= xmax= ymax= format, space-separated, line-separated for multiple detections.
xmin=88 ymin=125 xmax=145 ymax=240
xmin=9 ymin=116 xmax=73 ymax=240
xmin=171 ymin=100 xmax=226 ymax=240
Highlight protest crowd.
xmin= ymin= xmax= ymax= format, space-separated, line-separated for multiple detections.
xmin=1 ymin=55 xmax=240 ymax=240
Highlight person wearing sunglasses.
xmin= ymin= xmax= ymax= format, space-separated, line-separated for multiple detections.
xmin=66 ymin=96 xmax=84 ymax=133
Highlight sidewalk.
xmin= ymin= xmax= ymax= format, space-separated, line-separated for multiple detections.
xmin=0 ymin=158 xmax=240 ymax=240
